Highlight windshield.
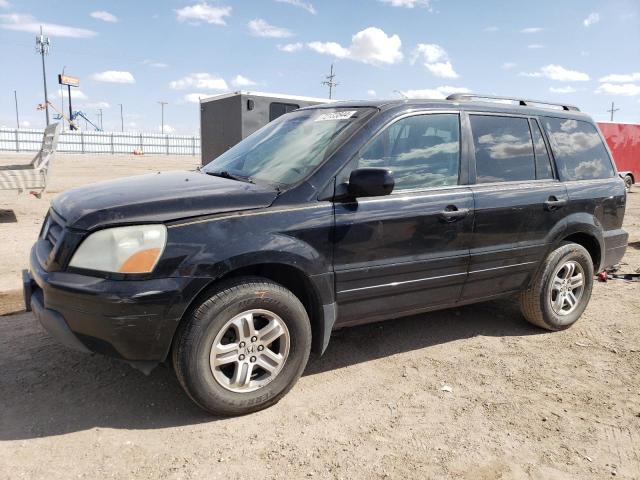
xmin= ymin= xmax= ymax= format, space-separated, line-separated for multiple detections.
xmin=202 ymin=108 xmax=372 ymax=187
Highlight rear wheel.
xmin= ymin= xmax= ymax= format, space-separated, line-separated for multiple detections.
xmin=172 ymin=277 xmax=311 ymax=415
xmin=520 ymin=243 xmax=594 ymax=331
xmin=624 ymin=175 xmax=633 ymax=192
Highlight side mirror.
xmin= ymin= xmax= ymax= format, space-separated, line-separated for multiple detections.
xmin=348 ymin=168 xmax=395 ymax=198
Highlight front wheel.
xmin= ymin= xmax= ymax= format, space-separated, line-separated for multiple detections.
xmin=520 ymin=243 xmax=594 ymax=331
xmin=624 ymin=175 xmax=633 ymax=192
xmin=172 ymin=277 xmax=311 ymax=415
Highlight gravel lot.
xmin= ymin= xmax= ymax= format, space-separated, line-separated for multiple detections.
xmin=0 ymin=153 xmax=639 ymax=479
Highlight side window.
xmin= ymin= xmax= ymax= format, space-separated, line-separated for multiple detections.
xmin=356 ymin=114 xmax=460 ymax=190
xmin=542 ymin=117 xmax=615 ymax=180
xmin=531 ymin=119 xmax=554 ymax=180
xmin=269 ymin=102 xmax=299 ymax=121
xmin=470 ymin=115 xmax=536 ymax=183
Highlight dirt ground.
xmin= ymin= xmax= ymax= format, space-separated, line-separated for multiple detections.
xmin=0 ymin=153 xmax=639 ymax=480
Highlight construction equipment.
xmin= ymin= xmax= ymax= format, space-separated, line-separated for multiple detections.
xmin=38 ymin=102 xmax=102 ymax=131
xmin=0 ymin=122 xmax=62 ymax=197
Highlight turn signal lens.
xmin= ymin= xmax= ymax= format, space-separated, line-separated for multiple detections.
xmin=119 ymin=248 xmax=162 ymax=273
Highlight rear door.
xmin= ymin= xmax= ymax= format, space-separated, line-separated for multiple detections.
xmin=332 ymin=111 xmax=474 ymax=326
xmin=461 ymin=113 xmax=568 ymax=300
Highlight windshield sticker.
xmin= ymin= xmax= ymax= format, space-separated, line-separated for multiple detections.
xmin=314 ymin=110 xmax=358 ymax=122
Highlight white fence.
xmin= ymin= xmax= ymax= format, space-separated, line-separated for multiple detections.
xmin=0 ymin=128 xmax=200 ymax=156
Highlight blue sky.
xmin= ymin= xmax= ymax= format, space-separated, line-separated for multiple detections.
xmin=0 ymin=0 xmax=639 ymax=133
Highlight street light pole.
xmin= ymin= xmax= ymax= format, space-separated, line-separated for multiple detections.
xmin=35 ymin=26 xmax=51 ymax=126
xmin=118 ymin=103 xmax=124 ymax=132
xmin=158 ymin=101 xmax=168 ymax=134
xmin=14 ymin=90 xmax=20 ymax=129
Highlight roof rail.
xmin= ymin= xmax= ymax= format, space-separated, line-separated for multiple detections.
xmin=446 ymin=93 xmax=580 ymax=112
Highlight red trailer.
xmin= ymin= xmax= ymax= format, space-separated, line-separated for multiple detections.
xmin=598 ymin=122 xmax=640 ymax=191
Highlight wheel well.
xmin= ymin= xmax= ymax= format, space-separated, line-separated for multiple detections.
xmin=562 ymin=232 xmax=601 ymax=272
xmin=177 ymin=263 xmax=323 ymax=355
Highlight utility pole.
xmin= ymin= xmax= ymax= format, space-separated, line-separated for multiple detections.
xmin=35 ymin=26 xmax=51 ymax=126
xmin=321 ymin=63 xmax=338 ymax=100
xmin=97 ymin=109 xmax=103 ymax=130
xmin=607 ymin=101 xmax=620 ymax=122
xmin=60 ymin=65 xmax=66 ymax=130
xmin=158 ymin=101 xmax=168 ymax=134
xmin=14 ymin=90 xmax=19 ymax=129
xmin=118 ymin=103 xmax=124 ymax=132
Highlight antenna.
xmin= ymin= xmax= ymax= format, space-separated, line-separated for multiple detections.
xmin=607 ymin=101 xmax=620 ymax=122
xmin=35 ymin=26 xmax=51 ymax=125
xmin=321 ymin=63 xmax=338 ymax=100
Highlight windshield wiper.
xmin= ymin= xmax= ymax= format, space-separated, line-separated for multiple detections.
xmin=205 ymin=170 xmax=254 ymax=184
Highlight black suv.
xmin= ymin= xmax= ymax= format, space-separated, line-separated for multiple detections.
xmin=24 ymin=94 xmax=628 ymax=415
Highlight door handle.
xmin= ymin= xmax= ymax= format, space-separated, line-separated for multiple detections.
xmin=440 ymin=206 xmax=470 ymax=222
xmin=544 ymin=197 xmax=567 ymax=211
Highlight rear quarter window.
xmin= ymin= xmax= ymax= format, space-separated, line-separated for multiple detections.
xmin=542 ymin=117 xmax=615 ymax=181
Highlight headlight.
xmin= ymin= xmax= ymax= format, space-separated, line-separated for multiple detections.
xmin=69 ymin=225 xmax=167 ymax=274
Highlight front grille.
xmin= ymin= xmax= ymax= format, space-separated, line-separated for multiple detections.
xmin=40 ymin=211 xmax=64 ymax=252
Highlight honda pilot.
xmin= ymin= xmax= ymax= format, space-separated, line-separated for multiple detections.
xmin=24 ymin=94 xmax=628 ymax=415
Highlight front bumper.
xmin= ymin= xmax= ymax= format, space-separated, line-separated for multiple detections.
xmin=25 ymin=245 xmax=209 ymax=363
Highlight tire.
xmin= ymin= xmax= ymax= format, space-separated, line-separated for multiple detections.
xmin=624 ymin=175 xmax=633 ymax=192
xmin=519 ymin=242 xmax=594 ymax=331
xmin=172 ymin=276 xmax=311 ymax=416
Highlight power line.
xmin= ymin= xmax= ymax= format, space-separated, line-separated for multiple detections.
xmin=35 ymin=26 xmax=51 ymax=126
xmin=321 ymin=63 xmax=338 ymax=100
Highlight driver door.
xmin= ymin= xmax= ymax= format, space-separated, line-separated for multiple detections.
xmin=332 ymin=112 xmax=474 ymax=326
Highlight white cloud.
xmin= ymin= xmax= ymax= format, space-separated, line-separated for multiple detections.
xmin=307 ymin=41 xmax=350 ymax=58
xmin=278 ymin=42 xmax=303 ymax=53
xmin=175 ymin=3 xmax=231 ymax=25
xmin=21 ymin=120 xmax=30 ymax=127
xmin=0 ymin=1 xmax=10 ymax=8
xmin=520 ymin=64 xmax=589 ymax=82
xmin=400 ymin=86 xmax=471 ymax=99
xmin=583 ymin=12 xmax=600 ymax=27
xmin=58 ymin=89 xmax=88 ymax=100
xmin=275 ymin=0 xmax=316 ymax=14
xmin=527 ymin=44 xmax=545 ymax=49
xmin=483 ymin=26 xmax=499 ymax=32
xmin=308 ymin=27 xmax=403 ymax=65
xmin=0 ymin=13 xmax=97 ymax=37
xmin=367 ymin=89 xmax=377 ymax=97
xmin=82 ymin=101 xmax=111 ymax=109
xmin=90 ymin=11 xmax=118 ymax=23
xmin=599 ymin=72 xmax=640 ymax=83
xmin=184 ymin=93 xmax=209 ymax=103
xmin=232 ymin=74 xmax=258 ymax=87
xmin=380 ymin=0 xmax=431 ymax=8
xmin=91 ymin=71 xmax=136 ymax=84
xmin=596 ymin=83 xmax=640 ymax=96
xmin=411 ymin=44 xmax=458 ymax=78
xmin=143 ymin=59 xmax=168 ymax=68
xmin=502 ymin=62 xmax=517 ymax=70
xmin=169 ymin=73 xmax=228 ymax=90
xmin=549 ymin=86 xmax=577 ymax=94
xmin=248 ymin=18 xmax=292 ymax=38
xmin=159 ymin=125 xmax=176 ymax=133
xmin=521 ymin=27 xmax=543 ymax=33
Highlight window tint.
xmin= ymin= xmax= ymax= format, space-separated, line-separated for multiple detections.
xmin=470 ymin=115 xmax=535 ymax=183
xmin=356 ymin=114 xmax=460 ymax=190
xmin=269 ymin=102 xmax=299 ymax=121
xmin=531 ymin=119 xmax=554 ymax=179
xmin=542 ymin=117 xmax=615 ymax=180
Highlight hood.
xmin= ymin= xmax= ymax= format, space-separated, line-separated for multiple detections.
xmin=53 ymin=170 xmax=278 ymax=230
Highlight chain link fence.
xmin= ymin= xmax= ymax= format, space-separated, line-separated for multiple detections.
xmin=0 ymin=128 xmax=200 ymax=156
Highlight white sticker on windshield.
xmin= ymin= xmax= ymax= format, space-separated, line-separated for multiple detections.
xmin=314 ymin=110 xmax=357 ymax=122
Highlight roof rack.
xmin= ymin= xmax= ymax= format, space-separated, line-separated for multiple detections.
xmin=446 ymin=93 xmax=580 ymax=112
